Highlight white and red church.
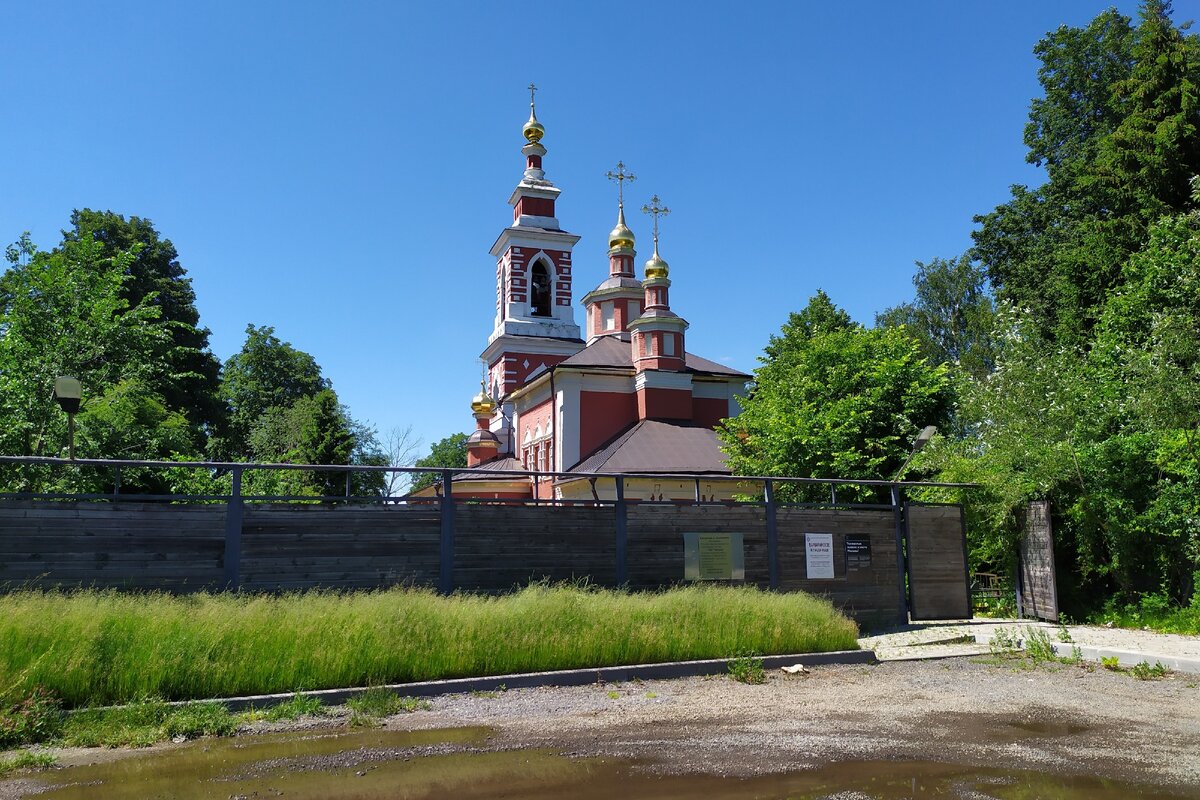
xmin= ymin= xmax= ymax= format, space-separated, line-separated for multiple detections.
xmin=437 ymin=96 xmax=748 ymax=501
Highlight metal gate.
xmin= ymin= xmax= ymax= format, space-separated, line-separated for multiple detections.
xmin=906 ymin=502 xmax=971 ymax=620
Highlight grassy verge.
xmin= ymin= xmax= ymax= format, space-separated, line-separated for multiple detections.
xmin=0 ymin=750 xmax=57 ymax=777
xmin=1091 ymin=596 xmax=1200 ymax=636
xmin=0 ymin=584 xmax=858 ymax=707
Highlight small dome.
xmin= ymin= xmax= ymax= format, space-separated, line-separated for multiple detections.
xmin=467 ymin=429 xmax=500 ymax=447
xmin=471 ymin=383 xmax=496 ymax=415
xmin=609 ymin=222 xmax=635 ymax=251
xmin=522 ymin=111 xmax=544 ymax=144
xmin=644 ymin=250 xmax=670 ymax=279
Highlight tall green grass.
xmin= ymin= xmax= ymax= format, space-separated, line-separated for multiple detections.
xmin=0 ymin=584 xmax=858 ymax=707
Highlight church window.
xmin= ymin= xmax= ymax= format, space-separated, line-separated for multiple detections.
xmin=663 ymin=333 xmax=675 ymax=356
xmin=530 ymin=261 xmax=552 ymax=317
xmin=602 ymin=303 xmax=615 ymax=331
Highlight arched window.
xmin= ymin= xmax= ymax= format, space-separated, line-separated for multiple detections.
xmin=530 ymin=261 xmax=552 ymax=317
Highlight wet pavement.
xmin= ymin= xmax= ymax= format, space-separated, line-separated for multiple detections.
xmin=11 ymin=726 xmax=1196 ymax=799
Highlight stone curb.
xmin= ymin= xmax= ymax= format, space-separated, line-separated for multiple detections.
xmin=187 ymin=650 xmax=875 ymax=712
xmin=1049 ymin=642 xmax=1200 ymax=675
xmin=973 ymin=634 xmax=1200 ymax=675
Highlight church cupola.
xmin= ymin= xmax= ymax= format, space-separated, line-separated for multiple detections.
xmin=628 ymin=195 xmax=692 ymax=420
xmin=581 ymin=161 xmax=647 ymax=344
xmin=482 ymin=86 xmax=584 ymax=400
xmin=466 ymin=384 xmax=501 ymax=467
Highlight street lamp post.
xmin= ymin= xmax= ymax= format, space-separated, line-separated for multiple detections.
xmin=893 ymin=425 xmax=937 ymax=482
xmin=53 ymin=377 xmax=82 ymax=460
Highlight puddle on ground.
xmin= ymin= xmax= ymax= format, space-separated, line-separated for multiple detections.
xmin=15 ymin=727 xmax=1193 ymax=800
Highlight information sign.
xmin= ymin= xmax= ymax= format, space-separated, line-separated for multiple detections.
xmin=805 ymin=532 xmax=835 ymax=579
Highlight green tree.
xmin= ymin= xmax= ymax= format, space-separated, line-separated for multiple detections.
xmin=58 ymin=211 xmax=225 ymax=443
xmin=217 ymin=324 xmax=328 ymax=459
xmin=410 ymin=433 xmax=469 ymax=493
xmin=973 ymin=2 xmax=1200 ymax=341
xmin=876 ymin=254 xmax=997 ymax=379
xmin=720 ymin=293 xmax=953 ymax=502
xmin=0 ymin=233 xmax=164 ymax=460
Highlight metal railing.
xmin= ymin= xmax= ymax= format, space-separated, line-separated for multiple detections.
xmin=0 ymin=455 xmax=977 ymax=611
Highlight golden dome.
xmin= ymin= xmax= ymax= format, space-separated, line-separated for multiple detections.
xmin=522 ymin=110 xmax=544 ymax=144
xmin=644 ymin=246 xmax=669 ymax=279
xmin=608 ymin=206 xmax=635 ymax=251
xmin=471 ymin=383 xmax=496 ymax=415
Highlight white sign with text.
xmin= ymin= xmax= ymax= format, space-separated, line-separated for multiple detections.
xmin=805 ymin=532 xmax=835 ymax=579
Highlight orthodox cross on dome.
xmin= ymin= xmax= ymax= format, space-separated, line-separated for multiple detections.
xmin=605 ymin=161 xmax=636 ymax=209
xmin=528 ymin=83 xmax=538 ymax=114
xmin=641 ymin=194 xmax=670 ymax=247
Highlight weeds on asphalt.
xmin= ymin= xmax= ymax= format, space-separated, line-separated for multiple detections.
xmin=1101 ymin=657 xmax=1170 ymax=680
xmin=263 ymin=693 xmax=325 ymax=722
xmin=727 ymin=651 xmax=766 ymax=685
xmin=62 ymin=697 xmax=237 ymax=747
xmin=346 ymin=688 xmax=430 ymax=726
xmin=0 ymin=584 xmax=858 ymax=707
xmin=0 ymin=750 xmax=57 ymax=777
xmin=986 ymin=626 xmax=1082 ymax=669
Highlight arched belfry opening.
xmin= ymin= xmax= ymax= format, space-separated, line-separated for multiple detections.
xmin=530 ymin=260 xmax=552 ymax=317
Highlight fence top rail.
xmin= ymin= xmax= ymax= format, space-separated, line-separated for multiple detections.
xmin=0 ymin=455 xmax=979 ymax=490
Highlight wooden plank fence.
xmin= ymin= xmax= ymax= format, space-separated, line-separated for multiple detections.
xmin=0 ymin=496 xmax=969 ymax=629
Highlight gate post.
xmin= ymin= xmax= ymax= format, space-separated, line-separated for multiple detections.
xmin=439 ymin=469 xmax=455 ymax=595
xmin=615 ymin=476 xmax=628 ymax=586
xmin=891 ymin=485 xmax=909 ymax=623
xmin=764 ymin=479 xmax=779 ymax=590
xmin=223 ymin=467 xmax=244 ymax=591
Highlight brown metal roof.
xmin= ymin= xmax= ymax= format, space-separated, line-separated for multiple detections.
xmin=568 ymin=420 xmax=732 ymax=475
xmin=557 ymin=337 xmax=749 ymax=378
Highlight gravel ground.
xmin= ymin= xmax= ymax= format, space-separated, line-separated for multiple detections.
xmin=376 ymin=655 xmax=1200 ymax=789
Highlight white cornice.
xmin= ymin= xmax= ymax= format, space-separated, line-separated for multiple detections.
xmin=634 ymin=370 xmax=694 ymax=392
xmin=490 ymin=227 xmax=582 ymax=258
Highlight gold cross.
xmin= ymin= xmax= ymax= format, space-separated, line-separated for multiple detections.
xmin=605 ymin=161 xmax=636 ymax=207
xmin=641 ymin=195 xmax=670 ymax=244
xmin=528 ymin=83 xmax=537 ymax=113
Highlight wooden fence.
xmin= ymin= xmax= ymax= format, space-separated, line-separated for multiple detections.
xmin=0 ymin=496 xmax=971 ymax=629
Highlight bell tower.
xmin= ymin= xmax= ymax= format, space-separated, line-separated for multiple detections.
xmin=480 ymin=87 xmax=585 ymax=452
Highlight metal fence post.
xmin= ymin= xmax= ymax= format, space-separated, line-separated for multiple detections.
xmin=439 ymin=469 xmax=455 ymax=594
xmin=765 ymin=479 xmax=779 ymax=590
xmin=615 ymin=476 xmax=628 ymax=586
xmin=223 ymin=467 xmax=244 ymax=591
xmin=891 ymin=484 xmax=909 ymax=623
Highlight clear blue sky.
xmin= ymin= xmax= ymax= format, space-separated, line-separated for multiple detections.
xmin=2 ymin=1 xmax=1157 ymax=457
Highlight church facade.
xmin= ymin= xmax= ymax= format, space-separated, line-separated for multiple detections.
xmin=446 ymin=96 xmax=748 ymax=502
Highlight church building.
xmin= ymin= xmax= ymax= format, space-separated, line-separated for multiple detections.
xmin=442 ymin=93 xmax=748 ymax=502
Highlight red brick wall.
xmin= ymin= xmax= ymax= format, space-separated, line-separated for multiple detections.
xmin=692 ymin=396 xmax=731 ymax=429
xmin=637 ymin=387 xmax=692 ymax=421
xmin=579 ymin=390 xmax=637 ymax=458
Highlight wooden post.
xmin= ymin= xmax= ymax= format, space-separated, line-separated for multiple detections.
xmin=615 ymin=476 xmax=628 ymax=586
xmin=223 ymin=467 xmax=243 ymax=591
xmin=765 ymin=479 xmax=779 ymax=590
xmin=439 ymin=469 xmax=455 ymax=594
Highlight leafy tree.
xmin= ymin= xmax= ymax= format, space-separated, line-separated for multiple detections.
xmin=217 ymin=324 xmax=329 ymax=459
xmin=876 ymin=254 xmax=998 ymax=379
xmin=721 ymin=293 xmax=953 ymax=502
xmin=58 ymin=211 xmax=224 ymax=443
xmin=0 ymin=233 xmax=165 ymax=461
xmin=410 ymin=433 xmax=469 ymax=493
xmin=973 ymin=2 xmax=1200 ymax=341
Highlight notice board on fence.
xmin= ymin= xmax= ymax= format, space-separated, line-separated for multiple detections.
xmin=683 ymin=532 xmax=745 ymax=581
xmin=805 ymin=532 xmax=835 ymax=579
xmin=1019 ymin=500 xmax=1058 ymax=622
